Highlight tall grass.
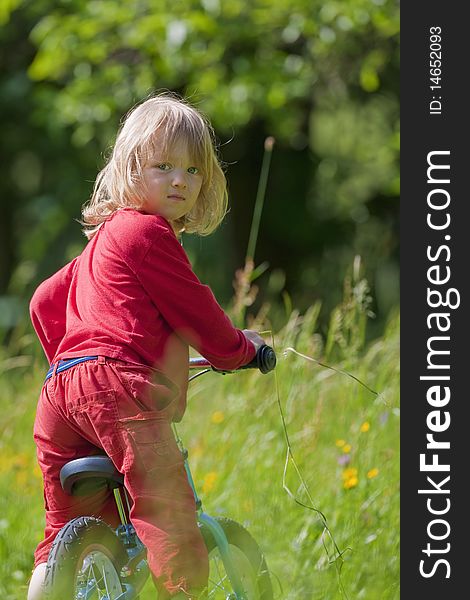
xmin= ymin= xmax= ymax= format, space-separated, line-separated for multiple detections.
xmin=0 ymin=271 xmax=399 ymax=599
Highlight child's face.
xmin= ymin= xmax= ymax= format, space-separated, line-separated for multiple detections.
xmin=140 ymin=137 xmax=203 ymax=223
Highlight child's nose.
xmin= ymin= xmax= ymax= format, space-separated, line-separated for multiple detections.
xmin=171 ymin=170 xmax=187 ymax=188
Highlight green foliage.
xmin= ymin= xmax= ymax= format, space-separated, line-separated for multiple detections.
xmin=311 ymin=96 xmax=399 ymax=219
xmin=24 ymin=0 xmax=399 ymax=146
xmin=1 ymin=0 xmax=399 ymax=334
xmin=325 ymin=256 xmax=374 ymax=360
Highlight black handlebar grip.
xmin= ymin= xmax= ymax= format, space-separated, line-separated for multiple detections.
xmin=242 ymin=345 xmax=277 ymax=374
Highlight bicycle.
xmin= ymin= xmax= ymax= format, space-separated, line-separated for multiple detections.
xmin=43 ymin=345 xmax=277 ymax=600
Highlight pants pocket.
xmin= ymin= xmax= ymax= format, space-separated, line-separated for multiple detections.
xmin=69 ymin=390 xmax=123 ymax=456
xmin=118 ymin=412 xmax=183 ymax=473
xmin=112 ymin=364 xmax=179 ymax=416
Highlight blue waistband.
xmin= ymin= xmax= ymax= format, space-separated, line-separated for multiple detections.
xmin=45 ymin=356 xmax=99 ymax=382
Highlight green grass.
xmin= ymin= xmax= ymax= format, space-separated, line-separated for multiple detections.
xmin=0 ymin=307 xmax=399 ymax=599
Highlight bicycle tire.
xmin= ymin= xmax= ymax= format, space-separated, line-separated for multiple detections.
xmin=43 ymin=516 xmax=128 ymax=600
xmin=201 ymin=517 xmax=273 ymax=600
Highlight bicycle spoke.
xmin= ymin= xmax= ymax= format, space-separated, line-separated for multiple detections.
xmin=206 ymin=554 xmax=227 ymax=598
xmin=87 ymin=563 xmax=100 ymax=598
xmin=214 ymin=555 xmax=228 ymax=589
xmin=102 ymin=565 xmax=110 ymax=594
xmin=78 ymin=553 xmax=117 ymax=599
xmin=207 ymin=573 xmax=229 ymax=595
xmin=92 ymin=563 xmax=104 ymax=594
xmin=85 ymin=561 xmax=95 ymax=595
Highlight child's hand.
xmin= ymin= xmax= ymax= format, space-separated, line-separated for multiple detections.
xmin=242 ymin=329 xmax=265 ymax=352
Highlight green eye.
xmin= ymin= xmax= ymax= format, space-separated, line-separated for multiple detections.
xmin=187 ymin=166 xmax=199 ymax=175
xmin=157 ymin=163 xmax=171 ymax=171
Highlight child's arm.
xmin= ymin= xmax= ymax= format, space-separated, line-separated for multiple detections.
xmin=137 ymin=229 xmax=258 ymax=370
xmin=30 ymin=258 xmax=77 ymax=363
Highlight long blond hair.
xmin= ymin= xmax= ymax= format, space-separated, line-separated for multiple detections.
xmin=81 ymin=93 xmax=228 ymax=239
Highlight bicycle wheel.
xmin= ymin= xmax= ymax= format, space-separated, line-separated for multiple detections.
xmin=43 ymin=516 xmax=128 ymax=600
xmin=201 ymin=517 xmax=273 ymax=600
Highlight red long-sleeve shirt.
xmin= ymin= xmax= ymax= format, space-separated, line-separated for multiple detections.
xmin=30 ymin=209 xmax=255 ymax=417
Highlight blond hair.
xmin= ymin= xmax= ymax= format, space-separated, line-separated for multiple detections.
xmin=81 ymin=93 xmax=228 ymax=239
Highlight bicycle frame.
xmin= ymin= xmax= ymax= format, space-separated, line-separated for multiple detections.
xmin=180 ymin=437 xmax=249 ymax=600
xmin=109 ymin=357 xmax=250 ymax=600
xmin=185 ymin=357 xmax=250 ymax=598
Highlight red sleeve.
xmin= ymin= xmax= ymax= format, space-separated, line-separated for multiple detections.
xmin=136 ymin=230 xmax=256 ymax=370
xmin=29 ymin=259 xmax=77 ymax=363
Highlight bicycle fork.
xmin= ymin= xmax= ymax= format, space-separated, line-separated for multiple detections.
xmin=175 ymin=427 xmax=248 ymax=600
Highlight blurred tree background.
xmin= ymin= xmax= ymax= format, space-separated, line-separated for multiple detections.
xmin=0 ymin=0 xmax=399 ymax=341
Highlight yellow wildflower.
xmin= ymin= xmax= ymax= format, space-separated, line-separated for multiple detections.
xmin=211 ymin=411 xmax=225 ymax=424
xmin=342 ymin=444 xmax=352 ymax=453
xmin=367 ymin=468 xmax=379 ymax=479
xmin=202 ymin=471 xmax=218 ymax=494
xmin=342 ymin=467 xmax=358 ymax=480
xmin=360 ymin=421 xmax=370 ymax=433
xmin=335 ymin=439 xmax=346 ymax=447
xmin=344 ymin=476 xmax=359 ymax=490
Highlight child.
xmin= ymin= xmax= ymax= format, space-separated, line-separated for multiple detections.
xmin=27 ymin=93 xmax=264 ymax=600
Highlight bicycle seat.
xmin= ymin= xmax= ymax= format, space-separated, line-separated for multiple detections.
xmin=60 ymin=456 xmax=124 ymax=496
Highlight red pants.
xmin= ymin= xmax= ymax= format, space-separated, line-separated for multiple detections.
xmin=33 ymin=356 xmax=209 ymax=596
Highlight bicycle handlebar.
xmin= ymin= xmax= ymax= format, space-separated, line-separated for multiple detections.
xmin=189 ymin=344 xmax=276 ymax=375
